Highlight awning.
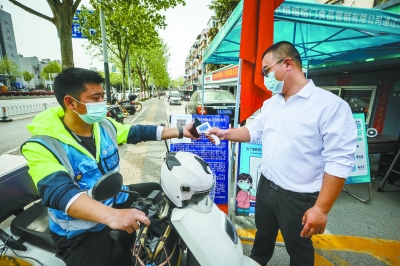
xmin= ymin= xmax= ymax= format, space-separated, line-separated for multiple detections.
xmin=203 ymin=0 xmax=400 ymax=68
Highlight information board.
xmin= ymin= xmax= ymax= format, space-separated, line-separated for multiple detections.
xmin=346 ymin=113 xmax=371 ymax=184
xmin=235 ymin=113 xmax=370 ymax=216
xmin=236 ymin=142 xmax=262 ymax=217
xmin=169 ymin=114 xmax=230 ymax=204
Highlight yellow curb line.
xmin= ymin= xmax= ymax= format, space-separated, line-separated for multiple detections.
xmin=237 ymin=229 xmax=400 ymax=265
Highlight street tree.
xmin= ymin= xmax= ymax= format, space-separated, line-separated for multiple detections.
xmin=21 ymin=71 xmax=34 ymax=89
xmin=41 ymin=61 xmax=62 ymax=90
xmin=172 ymin=76 xmax=185 ymax=88
xmin=9 ymin=0 xmax=81 ymax=69
xmin=0 ymin=56 xmax=20 ymax=88
xmin=130 ymin=38 xmax=170 ymax=95
xmin=209 ymin=0 xmax=240 ymax=28
xmin=79 ymin=0 xmax=184 ymax=99
xmin=98 ymin=71 xmax=123 ymax=93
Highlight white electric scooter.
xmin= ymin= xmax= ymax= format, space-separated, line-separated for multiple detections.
xmin=159 ymin=151 xmax=259 ymax=266
xmin=0 ymin=152 xmax=259 ymax=266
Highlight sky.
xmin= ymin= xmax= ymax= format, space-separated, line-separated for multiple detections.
xmin=0 ymin=0 xmax=213 ymax=79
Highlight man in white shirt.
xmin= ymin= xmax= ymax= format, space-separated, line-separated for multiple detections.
xmin=207 ymin=41 xmax=357 ymax=266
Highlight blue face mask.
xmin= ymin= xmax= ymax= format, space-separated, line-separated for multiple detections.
xmin=238 ymin=182 xmax=251 ymax=191
xmin=72 ymin=98 xmax=107 ymax=124
xmin=263 ymin=60 xmax=289 ymax=94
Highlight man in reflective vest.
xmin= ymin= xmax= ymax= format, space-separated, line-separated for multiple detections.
xmin=22 ymin=67 xmax=197 ymax=266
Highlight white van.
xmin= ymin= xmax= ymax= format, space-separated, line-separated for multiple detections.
xmin=169 ymin=91 xmax=182 ymax=105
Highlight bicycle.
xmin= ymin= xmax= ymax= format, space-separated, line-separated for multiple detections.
xmin=134 ymin=101 xmax=142 ymax=112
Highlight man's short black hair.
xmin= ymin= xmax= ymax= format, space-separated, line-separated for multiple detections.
xmin=261 ymin=41 xmax=302 ymax=69
xmin=54 ymin=67 xmax=104 ymax=109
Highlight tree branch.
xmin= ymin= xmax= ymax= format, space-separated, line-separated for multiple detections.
xmin=9 ymin=0 xmax=54 ymax=24
xmin=73 ymin=0 xmax=81 ymax=13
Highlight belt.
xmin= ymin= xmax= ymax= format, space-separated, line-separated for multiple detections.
xmin=261 ymin=174 xmax=319 ymax=202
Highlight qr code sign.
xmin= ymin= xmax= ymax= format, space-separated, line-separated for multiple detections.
xmin=176 ymin=119 xmax=187 ymax=127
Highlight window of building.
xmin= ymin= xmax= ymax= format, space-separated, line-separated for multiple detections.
xmin=321 ymin=86 xmax=377 ymax=124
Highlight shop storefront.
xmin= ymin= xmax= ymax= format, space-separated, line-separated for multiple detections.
xmin=204 ymin=64 xmax=239 ymax=96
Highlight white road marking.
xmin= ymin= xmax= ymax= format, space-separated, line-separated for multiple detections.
xmin=128 ymin=107 xmax=147 ymax=123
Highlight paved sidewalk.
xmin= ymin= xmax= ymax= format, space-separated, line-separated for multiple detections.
xmin=119 ymin=98 xmax=170 ymax=186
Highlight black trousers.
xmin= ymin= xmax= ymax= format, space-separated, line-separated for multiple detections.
xmin=250 ymin=177 xmax=318 ymax=266
xmin=51 ymin=182 xmax=161 ymax=266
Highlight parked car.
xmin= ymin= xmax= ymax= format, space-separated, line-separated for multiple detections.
xmin=169 ymin=91 xmax=182 ymax=105
xmin=185 ymin=90 xmax=245 ymax=126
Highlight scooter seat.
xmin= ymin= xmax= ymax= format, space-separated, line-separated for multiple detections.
xmin=10 ymin=202 xmax=56 ymax=253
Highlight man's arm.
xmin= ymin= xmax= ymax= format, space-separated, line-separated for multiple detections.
xmin=300 ymin=172 xmax=345 ymax=238
xmin=300 ymin=99 xmax=357 ymax=238
xmin=207 ymin=126 xmax=251 ymax=143
xmin=67 ymin=194 xmax=149 ymax=233
xmin=160 ymin=121 xmax=198 ymax=140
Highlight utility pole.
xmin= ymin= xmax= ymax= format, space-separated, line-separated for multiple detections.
xmin=127 ymin=54 xmax=132 ymax=94
xmin=100 ymin=2 xmax=111 ymax=104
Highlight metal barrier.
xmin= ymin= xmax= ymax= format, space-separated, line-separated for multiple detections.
xmin=0 ymin=101 xmax=59 ymax=121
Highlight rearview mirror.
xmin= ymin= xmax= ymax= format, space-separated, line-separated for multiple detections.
xmin=91 ymin=171 xmax=123 ymax=201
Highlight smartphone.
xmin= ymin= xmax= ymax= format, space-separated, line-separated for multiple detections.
xmin=190 ymin=118 xmax=201 ymax=138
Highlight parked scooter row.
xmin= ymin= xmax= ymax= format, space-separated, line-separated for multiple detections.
xmin=0 ymin=151 xmax=259 ymax=266
xmin=106 ymin=93 xmax=143 ymax=124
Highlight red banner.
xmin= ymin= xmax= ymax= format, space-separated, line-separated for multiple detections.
xmin=212 ymin=66 xmax=239 ymax=81
xmin=372 ymin=81 xmax=393 ymax=133
xmin=239 ymin=0 xmax=284 ymax=123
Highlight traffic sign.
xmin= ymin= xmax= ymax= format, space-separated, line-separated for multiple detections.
xmin=72 ymin=10 xmax=96 ymax=39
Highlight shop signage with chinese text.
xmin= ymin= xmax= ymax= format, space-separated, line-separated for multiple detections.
xmin=212 ymin=65 xmax=239 ymax=81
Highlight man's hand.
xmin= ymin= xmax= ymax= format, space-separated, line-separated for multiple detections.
xmin=106 ymin=208 xmax=150 ymax=234
xmin=206 ymin=128 xmax=226 ymax=143
xmin=300 ymin=205 xmax=327 ymax=238
xmin=183 ymin=121 xmax=200 ymax=140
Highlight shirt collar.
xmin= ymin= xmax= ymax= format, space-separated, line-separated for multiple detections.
xmin=296 ymin=79 xmax=315 ymax=98
xmin=276 ymin=79 xmax=315 ymax=104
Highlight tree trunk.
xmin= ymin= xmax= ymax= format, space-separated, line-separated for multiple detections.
xmin=56 ymin=9 xmax=74 ymax=69
xmin=121 ymin=60 xmax=126 ymax=100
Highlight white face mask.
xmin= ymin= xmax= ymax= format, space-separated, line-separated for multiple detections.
xmin=72 ymin=97 xmax=107 ymax=124
xmin=263 ymin=60 xmax=289 ymax=94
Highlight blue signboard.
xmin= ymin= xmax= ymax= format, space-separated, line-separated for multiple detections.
xmin=169 ymin=114 xmax=230 ymax=204
xmin=72 ymin=10 xmax=96 ymax=39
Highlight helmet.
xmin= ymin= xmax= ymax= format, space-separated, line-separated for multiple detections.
xmin=161 ymin=152 xmax=216 ymax=208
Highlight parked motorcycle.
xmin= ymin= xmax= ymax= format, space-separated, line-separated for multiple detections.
xmin=129 ymin=94 xmax=142 ymax=112
xmin=111 ymin=93 xmax=137 ymax=115
xmin=0 ymin=152 xmax=259 ymax=266
xmin=107 ymin=104 xmax=125 ymax=124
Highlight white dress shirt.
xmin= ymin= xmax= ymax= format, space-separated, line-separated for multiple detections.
xmin=246 ymin=80 xmax=357 ymax=193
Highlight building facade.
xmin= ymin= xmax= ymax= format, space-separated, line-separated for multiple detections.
xmin=184 ymin=16 xmax=218 ymax=95
xmin=18 ymin=55 xmax=40 ymax=89
xmin=0 ymin=8 xmax=22 ymax=87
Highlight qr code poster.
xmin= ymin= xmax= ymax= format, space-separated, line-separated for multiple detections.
xmin=170 ymin=114 xmax=192 ymax=143
xmin=169 ymin=114 xmax=231 ymax=204
xmin=236 ymin=142 xmax=262 ymax=217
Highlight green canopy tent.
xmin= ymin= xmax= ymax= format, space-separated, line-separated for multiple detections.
xmin=200 ymin=0 xmax=400 ymax=219
xmin=203 ymin=0 xmax=400 ymax=67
